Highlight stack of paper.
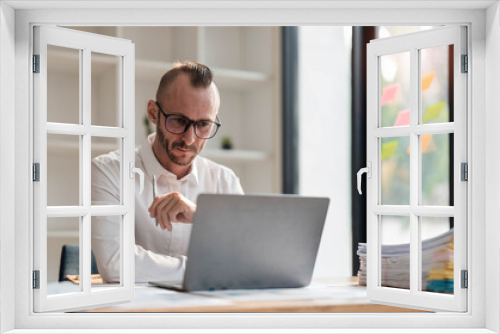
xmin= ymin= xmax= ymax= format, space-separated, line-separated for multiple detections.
xmin=356 ymin=229 xmax=454 ymax=293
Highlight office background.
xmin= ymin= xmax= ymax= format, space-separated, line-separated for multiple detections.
xmin=46 ymin=25 xmax=450 ymax=283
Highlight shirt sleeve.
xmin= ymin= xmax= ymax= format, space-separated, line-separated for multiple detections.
xmin=90 ymin=156 xmax=120 ymax=282
xmin=91 ymin=157 xmax=187 ymax=283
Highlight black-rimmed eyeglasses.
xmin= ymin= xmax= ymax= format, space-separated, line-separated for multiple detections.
xmin=156 ymin=102 xmax=221 ymax=139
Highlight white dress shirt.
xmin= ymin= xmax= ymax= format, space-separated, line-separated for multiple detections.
xmin=91 ymin=133 xmax=244 ymax=283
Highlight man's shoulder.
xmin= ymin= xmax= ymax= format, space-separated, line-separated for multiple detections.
xmin=196 ymin=155 xmax=243 ymax=193
xmin=196 ymin=155 xmax=237 ymax=177
xmin=92 ymin=150 xmax=121 ymax=171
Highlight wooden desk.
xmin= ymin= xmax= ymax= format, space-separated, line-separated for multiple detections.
xmin=79 ymin=278 xmax=428 ymax=313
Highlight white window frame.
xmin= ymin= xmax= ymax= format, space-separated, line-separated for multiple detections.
xmin=0 ymin=2 xmax=498 ymax=333
xmin=33 ymin=25 xmax=136 ymax=313
xmin=366 ymin=26 xmax=467 ymax=312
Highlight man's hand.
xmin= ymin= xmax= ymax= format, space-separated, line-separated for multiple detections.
xmin=148 ymin=192 xmax=197 ymax=231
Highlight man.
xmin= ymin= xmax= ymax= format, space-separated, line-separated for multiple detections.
xmin=91 ymin=62 xmax=244 ymax=283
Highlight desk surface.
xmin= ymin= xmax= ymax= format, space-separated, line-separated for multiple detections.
xmin=76 ymin=277 xmax=427 ymax=313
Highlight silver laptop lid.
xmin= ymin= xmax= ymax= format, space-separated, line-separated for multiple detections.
xmin=183 ymin=194 xmax=329 ymax=291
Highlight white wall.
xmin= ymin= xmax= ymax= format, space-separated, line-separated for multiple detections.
xmin=485 ymin=2 xmax=500 ymax=332
xmin=298 ymin=26 xmax=352 ymax=278
xmin=0 ymin=2 xmax=16 ymax=332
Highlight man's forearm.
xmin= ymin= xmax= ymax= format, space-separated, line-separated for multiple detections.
xmin=134 ymin=245 xmax=186 ymax=282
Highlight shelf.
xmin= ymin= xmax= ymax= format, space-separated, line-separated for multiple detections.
xmin=214 ymin=68 xmax=272 ymax=90
xmin=48 ymin=49 xmax=118 ymax=76
xmin=200 ymin=149 xmax=270 ymax=163
xmin=47 ymin=49 xmax=272 ymax=90
xmin=44 ymin=26 xmax=280 ymax=196
xmin=47 ymin=230 xmax=79 ymax=238
xmin=135 ymin=60 xmax=272 ymax=90
xmin=48 ymin=140 xmax=269 ymax=163
xmin=48 ymin=140 xmax=117 ymax=155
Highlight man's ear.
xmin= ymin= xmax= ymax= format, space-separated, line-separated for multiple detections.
xmin=147 ymin=100 xmax=159 ymax=126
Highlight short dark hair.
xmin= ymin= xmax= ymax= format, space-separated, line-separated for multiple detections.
xmin=155 ymin=61 xmax=214 ymax=101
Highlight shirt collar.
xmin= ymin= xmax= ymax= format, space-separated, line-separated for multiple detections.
xmin=139 ymin=133 xmax=199 ymax=185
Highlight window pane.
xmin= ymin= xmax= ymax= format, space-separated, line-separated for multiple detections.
xmin=380 ymin=52 xmax=410 ymax=127
xmin=381 ymin=136 xmax=410 ymax=205
xmin=91 ymin=137 xmax=121 ymax=205
xmin=47 ymin=134 xmax=80 ymax=206
xmin=421 ymin=133 xmax=453 ymax=206
xmin=380 ymin=215 xmax=410 ymax=290
xmin=91 ymin=52 xmax=121 ymax=127
xmin=47 ymin=45 xmax=80 ymax=124
xmin=420 ymin=45 xmax=453 ymax=124
xmin=91 ymin=215 xmax=122 ymax=288
xmin=421 ymin=217 xmax=454 ymax=295
xmin=47 ymin=217 xmax=81 ymax=296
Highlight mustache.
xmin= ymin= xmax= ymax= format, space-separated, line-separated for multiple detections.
xmin=171 ymin=141 xmax=197 ymax=151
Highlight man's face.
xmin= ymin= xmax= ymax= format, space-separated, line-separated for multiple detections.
xmin=155 ymin=75 xmax=219 ymax=167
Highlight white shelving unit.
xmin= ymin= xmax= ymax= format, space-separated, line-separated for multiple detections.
xmin=136 ymin=59 xmax=272 ymax=89
xmin=47 ymin=140 xmax=271 ymax=163
xmin=50 ymin=26 xmax=281 ymax=191
xmin=46 ymin=26 xmax=281 ymax=282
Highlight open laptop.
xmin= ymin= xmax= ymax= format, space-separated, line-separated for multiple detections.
xmin=149 ymin=194 xmax=329 ymax=291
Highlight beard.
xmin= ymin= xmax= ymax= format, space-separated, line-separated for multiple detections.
xmin=157 ymin=128 xmax=200 ymax=166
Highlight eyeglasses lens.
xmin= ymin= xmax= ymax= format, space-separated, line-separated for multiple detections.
xmin=165 ymin=116 xmax=218 ymax=139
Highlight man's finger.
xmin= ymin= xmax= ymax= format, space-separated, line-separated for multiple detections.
xmin=148 ymin=196 xmax=164 ymax=217
xmin=156 ymin=195 xmax=180 ymax=220
xmin=165 ymin=217 xmax=172 ymax=232
xmin=174 ymin=200 xmax=194 ymax=223
xmin=176 ymin=212 xmax=190 ymax=223
xmin=168 ymin=202 xmax=184 ymax=223
xmin=172 ymin=201 xmax=189 ymax=222
xmin=157 ymin=212 xmax=168 ymax=230
xmin=168 ymin=214 xmax=178 ymax=225
xmin=160 ymin=208 xmax=175 ymax=232
xmin=150 ymin=193 xmax=174 ymax=218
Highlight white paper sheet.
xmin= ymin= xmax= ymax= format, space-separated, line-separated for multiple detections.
xmin=195 ymin=283 xmax=368 ymax=302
